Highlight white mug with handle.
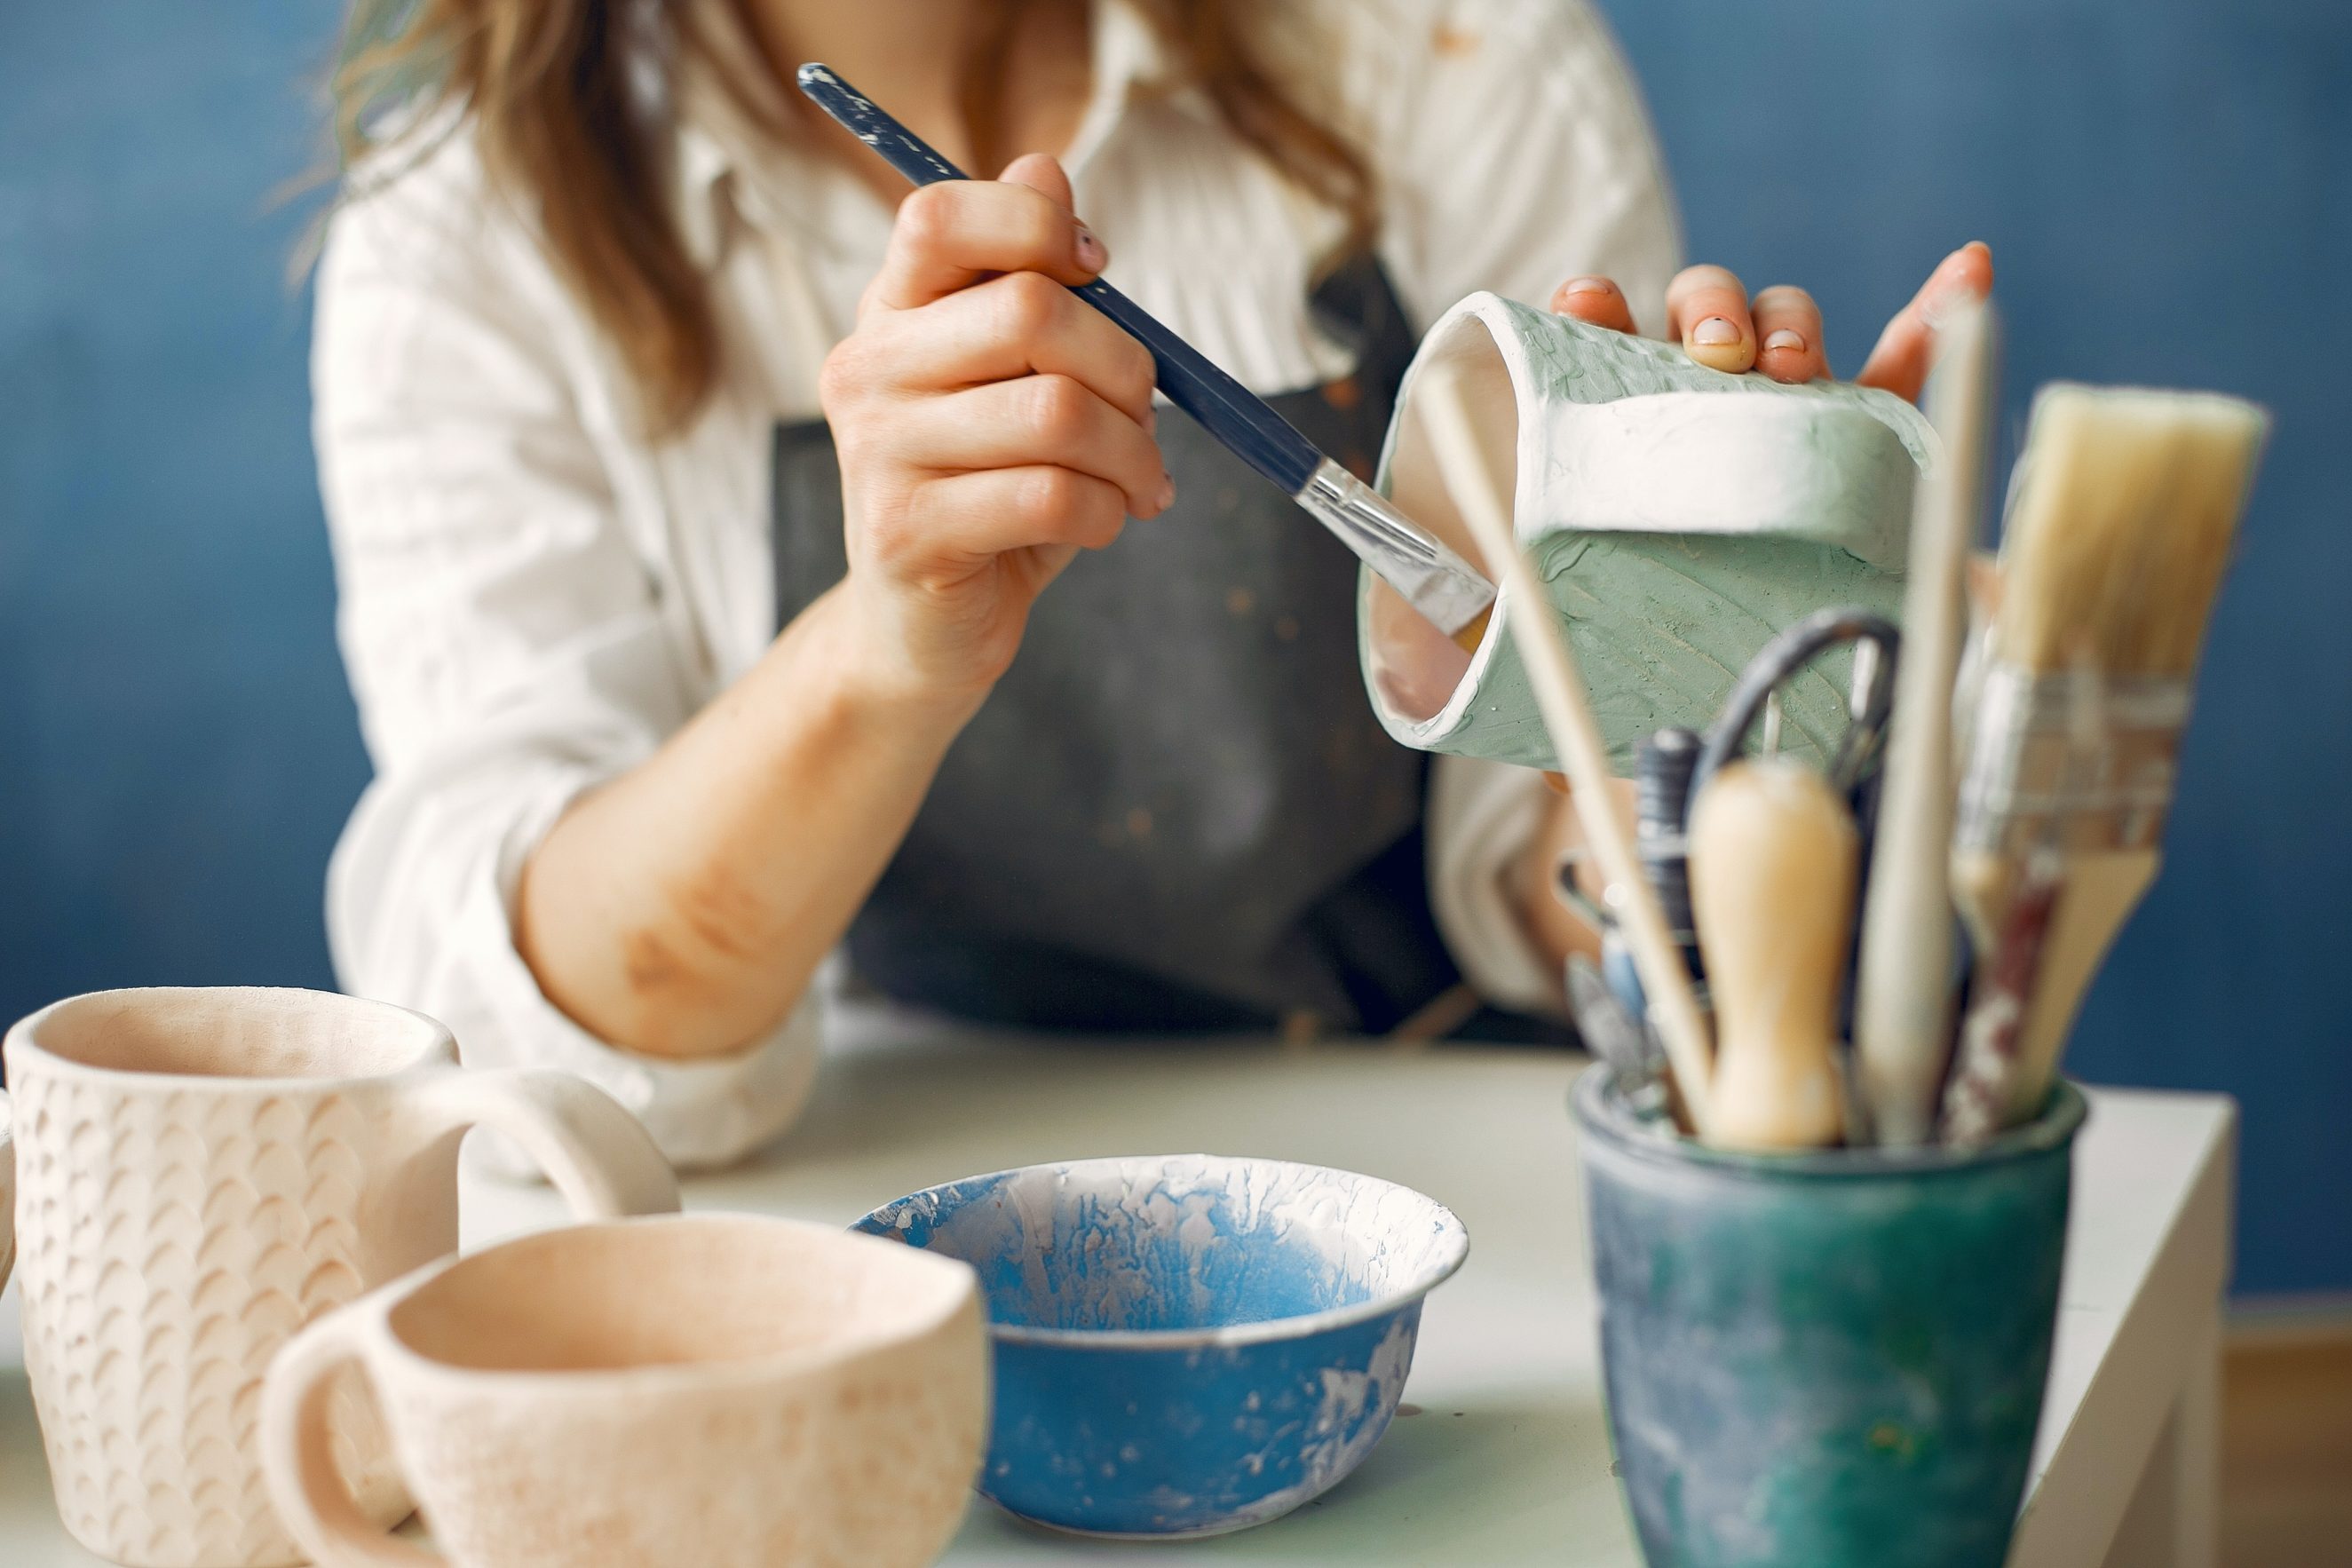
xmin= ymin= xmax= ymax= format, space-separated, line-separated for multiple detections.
xmin=260 ymin=1215 xmax=989 ymax=1568
xmin=2 ymin=986 xmax=680 ymax=1568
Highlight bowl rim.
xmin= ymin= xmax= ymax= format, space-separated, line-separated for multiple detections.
xmin=851 ymin=1152 xmax=1471 ymax=1350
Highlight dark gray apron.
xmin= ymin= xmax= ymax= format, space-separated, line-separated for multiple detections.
xmin=772 ymin=258 xmax=1462 ymax=1033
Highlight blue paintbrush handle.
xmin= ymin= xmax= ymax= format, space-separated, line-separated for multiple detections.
xmin=796 ymin=63 xmax=1322 ymax=495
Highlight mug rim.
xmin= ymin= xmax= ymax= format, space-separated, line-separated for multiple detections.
xmin=852 ymin=1152 xmax=1471 ymax=1350
xmin=1571 ymin=1065 xmax=2089 ymax=1179
xmin=373 ymin=1213 xmax=978 ymax=1391
xmin=2 ymin=986 xmax=455 ymax=1090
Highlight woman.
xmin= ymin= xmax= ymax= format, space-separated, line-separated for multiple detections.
xmin=318 ymin=0 xmax=1988 ymax=1166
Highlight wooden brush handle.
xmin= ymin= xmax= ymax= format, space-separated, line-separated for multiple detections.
xmin=2006 ymin=849 xmax=2158 ymax=1121
xmin=1418 ymin=370 xmax=1717 ymax=1134
xmin=1855 ymin=301 xmax=1993 ymax=1146
xmin=1938 ymin=848 xmax=2063 ymax=1145
xmin=1689 ymin=761 xmax=1855 ymax=1150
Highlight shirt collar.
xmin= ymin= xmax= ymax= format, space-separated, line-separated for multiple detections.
xmin=672 ymin=0 xmax=1182 ymax=271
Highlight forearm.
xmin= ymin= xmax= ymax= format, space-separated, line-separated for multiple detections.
xmin=517 ymin=583 xmax=974 ymax=1059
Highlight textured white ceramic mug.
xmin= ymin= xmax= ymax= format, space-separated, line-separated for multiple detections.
xmin=261 ymin=1214 xmax=989 ymax=1568
xmin=2 ymin=986 xmax=681 ymax=1568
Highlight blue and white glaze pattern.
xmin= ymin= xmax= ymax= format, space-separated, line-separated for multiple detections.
xmin=854 ymin=1154 xmax=1469 ymax=1538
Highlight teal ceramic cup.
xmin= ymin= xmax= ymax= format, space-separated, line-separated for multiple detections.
xmin=1572 ymin=1068 xmax=2087 ymax=1568
xmin=1359 ymin=292 xmax=1936 ymax=773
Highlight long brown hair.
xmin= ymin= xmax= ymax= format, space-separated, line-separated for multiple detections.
xmin=331 ymin=1 xmax=1376 ymax=439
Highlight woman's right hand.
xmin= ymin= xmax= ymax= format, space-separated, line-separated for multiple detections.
xmin=820 ymin=153 xmax=1171 ymax=715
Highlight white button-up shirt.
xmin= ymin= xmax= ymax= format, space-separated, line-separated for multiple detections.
xmin=313 ymin=0 xmax=1681 ymax=1168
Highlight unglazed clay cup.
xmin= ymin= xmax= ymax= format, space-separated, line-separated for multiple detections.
xmin=2 ymin=986 xmax=681 ymax=1568
xmin=1361 ymin=292 xmax=1937 ymax=773
xmin=260 ymin=1214 xmax=989 ymax=1568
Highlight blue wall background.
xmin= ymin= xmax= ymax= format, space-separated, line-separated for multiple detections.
xmin=3 ymin=2 xmax=2346 ymax=1295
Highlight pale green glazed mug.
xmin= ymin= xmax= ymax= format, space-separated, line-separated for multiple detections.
xmin=1358 ymin=291 xmax=1939 ymax=772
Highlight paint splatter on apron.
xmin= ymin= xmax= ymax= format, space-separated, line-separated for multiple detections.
xmin=772 ymin=257 xmax=1476 ymax=1034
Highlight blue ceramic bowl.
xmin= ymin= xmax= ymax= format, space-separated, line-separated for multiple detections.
xmin=852 ymin=1153 xmax=1469 ymax=1538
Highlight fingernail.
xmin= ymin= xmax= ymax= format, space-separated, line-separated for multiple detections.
xmin=1562 ymin=276 xmax=1614 ymax=296
xmin=1763 ymin=329 xmax=1807 ymax=354
xmin=1157 ymin=476 xmax=1176 ymax=511
xmin=1691 ymin=317 xmax=1741 ymax=346
xmin=1073 ymin=224 xmax=1107 ymax=272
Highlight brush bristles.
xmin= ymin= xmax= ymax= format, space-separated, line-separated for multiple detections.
xmin=1994 ymin=384 xmax=2269 ymax=677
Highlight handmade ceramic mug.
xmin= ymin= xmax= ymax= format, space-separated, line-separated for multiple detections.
xmin=260 ymin=1214 xmax=989 ymax=1568
xmin=2 ymin=986 xmax=681 ymax=1568
xmin=1360 ymin=291 xmax=1938 ymax=773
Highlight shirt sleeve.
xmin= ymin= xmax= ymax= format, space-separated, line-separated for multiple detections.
xmin=1376 ymin=0 xmax=1683 ymax=334
xmin=1374 ymin=0 xmax=1684 ymax=1012
xmin=313 ymin=139 xmax=820 ymax=1170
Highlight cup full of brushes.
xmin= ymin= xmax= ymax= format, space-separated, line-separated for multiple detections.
xmin=1400 ymin=293 xmax=2266 ymax=1565
xmin=1575 ymin=1067 xmax=2087 ymax=1568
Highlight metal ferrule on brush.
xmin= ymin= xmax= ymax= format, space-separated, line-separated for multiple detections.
xmin=1296 ymin=459 xmax=1496 ymax=637
xmin=1953 ymin=662 xmax=2195 ymax=860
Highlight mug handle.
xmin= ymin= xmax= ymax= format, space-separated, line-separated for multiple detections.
xmin=416 ymin=1066 xmax=681 ymax=1220
xmin=260 ymin=1300 xmax=440 ymax=1565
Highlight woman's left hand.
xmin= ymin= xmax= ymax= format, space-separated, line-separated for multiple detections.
xmin=1548 ymin=241 xmax=1993 ymax=401
xmin=1516 ymin=241 xmax=1995 ymax=980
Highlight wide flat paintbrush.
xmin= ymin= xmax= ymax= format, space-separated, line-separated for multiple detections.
xmin=1944 ymin=384 xmax=2268 ymax=1136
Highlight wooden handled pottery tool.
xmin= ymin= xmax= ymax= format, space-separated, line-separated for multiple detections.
xmin=1416 ymin=367 xmax=1717 ymax=1136
xmin=1948 ymin=383 xmax=2269 ymax=1129
xmin=795 ymin=63 xmax=1496 ymax=640
xmin=1687 ymin=759 xmax=1857 ymax=1151
xmin=1852 ymin=300 xmax=1998 ymax=1145
xmin=1683 ymin=607 xmax=1897 ymax=1148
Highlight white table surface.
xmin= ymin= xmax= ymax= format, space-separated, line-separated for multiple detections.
xmin=0 ymin=1020 xmax=2234 ymax=1566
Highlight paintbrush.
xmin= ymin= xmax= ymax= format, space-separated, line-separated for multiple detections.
xmin=795 ymin=63 xmax=1495 ymax=644
xmin=1416 ymin=368 xmax=1718 ymax=1136
xmin=1851 ymin=300 xmax=1998 ymax=1145
xmin=1687 ymin=759 xmax=1857 ymax=1151
xmin=1939 ymin=663 xmax=2096 ymax=1144
xmin=1948 ymin=384 xmax=2269 ymax=1128
xmin=1567 ymin=956 xmax=1670 ymax=1122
